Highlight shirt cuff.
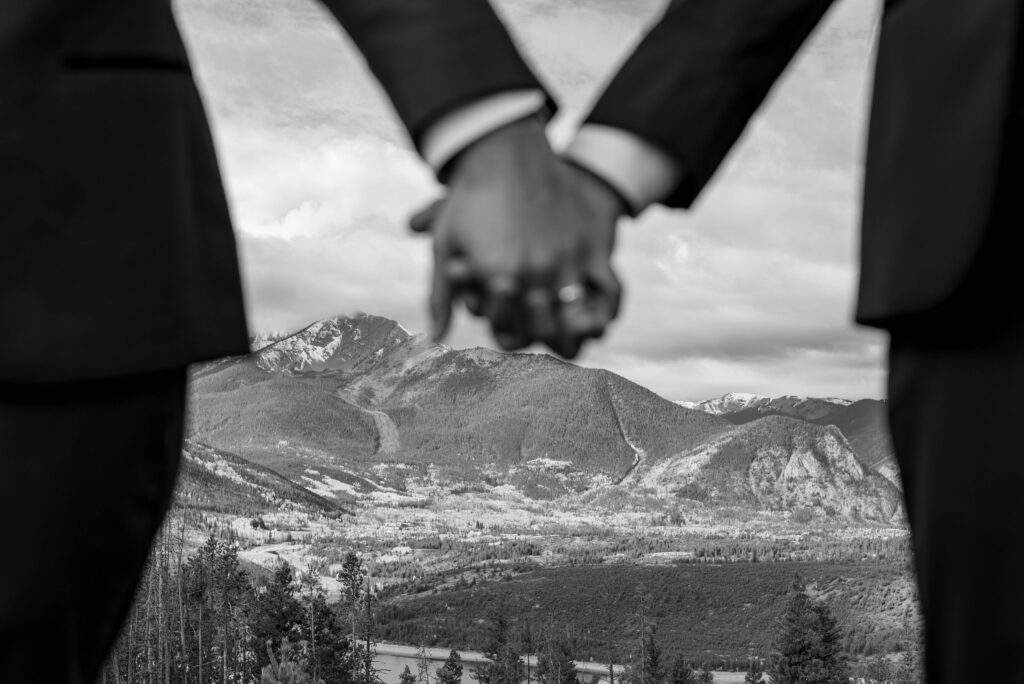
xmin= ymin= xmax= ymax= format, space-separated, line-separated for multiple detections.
xmin=421 ymin=90 xmax=548 ymax=178
xmin=564 ymin=124 xmax=682 ymax=215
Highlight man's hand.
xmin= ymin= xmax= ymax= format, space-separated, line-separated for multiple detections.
xmin=411 ymin=116 xmax=626 ymax=358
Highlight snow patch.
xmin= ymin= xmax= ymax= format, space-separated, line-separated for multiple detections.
xmin=300 ymin=474 xmax=358 ymax=499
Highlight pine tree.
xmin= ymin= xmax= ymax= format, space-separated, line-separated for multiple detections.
xmin=894 ymin=615 xmax=923 ymax=684
xmin=353 ymin=575 xmax=382 ymax=684
xmin=436 ymin=649 xmax=464 ymax=684
xmin=472 ymin=610 xmax=523 ymax=684
xmin=863 ymin=659 xmax=892 ymax=683
xmin=667 ymin=655 xmax=694 ymax=684
xmin=249 ymin=561 xmax=305 ymax=674
xmin=297 ymin=582 xmax=350 ymax=684
xmin=626 ymin=628 xmax=664 ymax=684
xmin=743 ymin=658 xmax=764 ymax=684
xmin=768 ymin=578 xmax=850 ymax=684
xmin=624 ymin=587 xmax=663 ymax=684
xmin=536 ymin=630 xmax=578 ymax=684
xmin=401 ymin=665 xmax=419 ymax=684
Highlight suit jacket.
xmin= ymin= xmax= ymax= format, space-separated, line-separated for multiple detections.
xmin=0 ymin=0 xmax=550 ymax=383
xmin=584 ymin=0 xmax=1020 ymax=330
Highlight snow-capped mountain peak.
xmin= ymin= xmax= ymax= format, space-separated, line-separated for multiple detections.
xmin=255 ymin=313 xmax=416 ymax=373
xmin=675 ymin=393 xmax=857 ymax=418
xmin=676 ymin=392 xmax=771 ymax=415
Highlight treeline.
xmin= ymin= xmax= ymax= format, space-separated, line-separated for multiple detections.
xmin=103 ymin=520 xmax=921 ymax=684
xmin=461 ymin=580 xmax=921 ymax=684
xmin=307 ymin=533 xmax=911 ymax=608
xmin=373 ymin=563 xmax=916 ymax=664
xmin=100 ymin=518 xmax=376 ymax=684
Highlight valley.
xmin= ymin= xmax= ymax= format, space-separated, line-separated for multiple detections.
xmin=182 ymin=314 xmax=907 ymax=568
xmin=161 ymin=313 xmax=916 ymax=675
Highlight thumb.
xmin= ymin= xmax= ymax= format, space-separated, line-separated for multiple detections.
xmin=409 ymin=197 xmax=446 ymax=234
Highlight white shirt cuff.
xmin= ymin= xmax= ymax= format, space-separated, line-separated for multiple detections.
xmin=564 ymin=124 xmax=682 ymax=215
xmin=421 ymin=90 xmax=548 ymax=176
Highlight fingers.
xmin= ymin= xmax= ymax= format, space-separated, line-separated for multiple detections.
xmin=583 ymin=256 xmax=623 ymax=325
xmin=432 ymin=259 xmax=616 ymax=357
xmin=545 ymin=271 xmax=586 ymax=358
xmin=445 ymin=260 xmax=485 ymax=316
xmin=429 ymin=236 xmax=463 ymax=342
xmin=432 ymin=252 xmax=533 ymax=350
xmin=409 ymin=198 xmax=445 ymax=234
xmin=429 ymin=256 xmax=455 ymax=343
xmin=525 ymin=288 xmax=557 ymax=345
xmin=544 ymin=255 xmax=623 ymax=358
xmin=487 ymin=274 xmax=531 ymax=351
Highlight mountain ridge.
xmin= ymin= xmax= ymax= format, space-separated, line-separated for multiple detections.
xmin=187 ymin=315 xmax=902 ymax=523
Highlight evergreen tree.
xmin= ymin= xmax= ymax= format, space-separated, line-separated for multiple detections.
xmin=297 ymin=579 xmax=351 ymax=684
xmin=625 ymin=628 xmax=664 ymax=684
xmin=249 ymin=561 xmax=305 ymax=674
xmin=768 ymin=578 xmax=850 ymax=684
xmin=862 ymin=659 xmax=892 ymax=683
xmin=624 ymin=586 xmax=663 ymax=684
xmin=401 ymin=665 xmax=419 ymax=684
xmin=184 ymin=535 xmax=252 ymax=683
xmin=667 ymin=655 xmax=694 ymax=684
xmin=472 ymin=610 xmax=523 ymax=684
xmin=536 ymin=630 xmax=578 ymax=684
xmin=436 ymin=649 xmax=464 ymax=684
xmin=894 ymin=616 xmax=923 ymax=684
xmin=743 ymin=658 xmax=764 ymax=684
xmin=340 ymin=553 xmax=366 ymax=684
xmin=352 ymin=576 xmax=382 ymax=684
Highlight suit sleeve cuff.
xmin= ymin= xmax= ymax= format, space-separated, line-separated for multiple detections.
xmin=421 ymin=89 xmax=548 ymax=178
xmin=564 ymin=124 xmax=683 ymax=215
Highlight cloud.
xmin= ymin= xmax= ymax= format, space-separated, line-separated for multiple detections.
xmin=238 ymin=226 xmax=432 ymax=336
xmin=176 ymin=0 xmax=887 ymax=401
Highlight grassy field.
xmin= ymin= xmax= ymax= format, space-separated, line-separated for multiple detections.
xmin=375 ymin=561 xmax=915 ymax=667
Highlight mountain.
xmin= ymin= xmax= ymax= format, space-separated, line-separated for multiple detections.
xmin=677 ymin=393 xmax=853 ymax=421
xmin=177 ymin=440 xmax=344 ymax=514
xmin=677 ymin=392 xmax=900 ymax=490
xmin=633 ymin=416 xmax=900 ymax=521
xmin=190 ymin=314 xmax=729 ymax=482
xmin=186 ymin=314 xmax=903 ymax=523
xmin=248 ymin=331 xmax=287 ymax=353
xmin=811 ymin=399 xmax=899 ymax=487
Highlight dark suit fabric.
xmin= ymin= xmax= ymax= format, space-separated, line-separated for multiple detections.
xmin=585 ymin=1 xmax=1024 ymax=682
xmin=0 ymin=369 xmax=186 ymax=684
xmin=586 ymin=0 xmax=1019 ymax=329
xmin=887 ymin=109 xmax=1024 ymax=684
xmin=889 ymin=328 xmax=1024 ymax=683
xmin=1 ymin=2 xmax=550 ymax=682
xmin=0 ymin=0 xmax=550 ymax=383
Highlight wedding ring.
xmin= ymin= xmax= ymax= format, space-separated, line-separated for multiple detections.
xmin=557 ymin=283 xmax=586 ymax=305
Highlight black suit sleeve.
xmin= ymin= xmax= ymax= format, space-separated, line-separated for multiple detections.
xmin=586 ymin=0 xmax=836 ymax=208
xmin=319 ymin=0 xmax=554 ymax=153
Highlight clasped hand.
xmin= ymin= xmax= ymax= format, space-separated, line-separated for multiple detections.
xmin=410 ymin=117 xmax=625 ymax=359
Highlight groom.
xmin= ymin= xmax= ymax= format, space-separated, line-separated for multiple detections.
xmin=0 ymin=1 xmax=569 ymax=682
xmin=418 ymin=2 xmax=1024 ymax=684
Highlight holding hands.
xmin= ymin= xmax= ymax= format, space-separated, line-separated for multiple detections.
xmin=411 ymin=116 xmax=626 ymax=359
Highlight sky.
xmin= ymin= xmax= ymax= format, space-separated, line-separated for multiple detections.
xmin=175 ymin=0 xmax=886 ymax=402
